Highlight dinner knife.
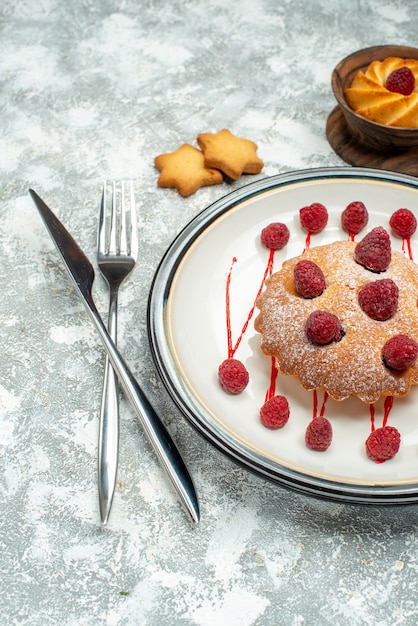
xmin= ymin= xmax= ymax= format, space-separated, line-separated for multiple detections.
xmin=29 ymin=189 xmax=200 ymax=524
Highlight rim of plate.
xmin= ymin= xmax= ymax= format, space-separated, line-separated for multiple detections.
xmin=147 ymin=166 xmax=418 ymax=505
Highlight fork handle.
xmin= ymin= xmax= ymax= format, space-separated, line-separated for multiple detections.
xmin=87 ymin=295 xmax=200 ymax=524
xmin=98 ymin=290 xmax=119 ymax=525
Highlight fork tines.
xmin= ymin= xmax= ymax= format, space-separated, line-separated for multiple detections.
xmin=99 ymin=180 xmax=138 ymax=259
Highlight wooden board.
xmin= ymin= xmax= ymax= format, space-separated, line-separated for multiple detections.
xmin=326 ymin=106 xmax=418 ymax=177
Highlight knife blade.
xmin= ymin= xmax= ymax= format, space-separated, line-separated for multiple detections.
xmin=29 ymin=189 xmax=200 ymax=524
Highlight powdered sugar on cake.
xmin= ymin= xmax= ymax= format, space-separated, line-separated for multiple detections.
xmin=254 ymin=240 xmax=418 ymax=403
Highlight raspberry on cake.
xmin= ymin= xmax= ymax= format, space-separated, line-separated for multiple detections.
xmin=305 ymin=310 xmax=342 ymax=346
xmin=358 ymin=279 xmax=399 ymax=321
xmin=382 ymin=335 xmax=418 ymax=371
xmin=294 ymin=260 xmax=326 ymax=299
xmin=354 ymin=226 xmax=391 ymax=273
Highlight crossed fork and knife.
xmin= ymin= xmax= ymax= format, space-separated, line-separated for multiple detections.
xmin=29 ymin=183 xmax=199 ymax=525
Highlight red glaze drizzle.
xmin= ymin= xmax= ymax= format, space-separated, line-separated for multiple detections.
xmin=312 ymin=389 xmax=329 ymax=419
xmin=225 ymin=249 xmax=275 ymax=359
xmin=225 ymin=256 xmax=237 ymax=358
xmin=369 ymin=403 xmax=376 ymax=432
xmin=383 ymin=395 xmax=394 ymax=427
xmin=402 ymin=237 xmax=414 ymax=261
xmin=265 ymin=357 xmax=278 ymax=403
xmin=369 ymin=395 xmax=394 ymax=432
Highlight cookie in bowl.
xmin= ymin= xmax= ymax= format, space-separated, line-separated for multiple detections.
xmin=345 ymin=56 xmax=418 ymax=128
xmin=329 ymin=45 xmax=418 ymax=152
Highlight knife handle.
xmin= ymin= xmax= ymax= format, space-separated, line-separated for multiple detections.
xmin=88 ymin=295 xmax=200 ymax=524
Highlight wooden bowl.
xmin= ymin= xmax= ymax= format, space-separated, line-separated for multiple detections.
xmin=331 ymin=45 xmax=418 ymax=151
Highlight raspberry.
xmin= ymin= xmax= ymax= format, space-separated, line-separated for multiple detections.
xmin=366 ymin=426 xmax=401 ymax=463
xmin=341 ymin=201 xmax=369 ymax=235
xmin=294 ymin=260 xmax=326 ymax=299
xmin=299 ymin=203 xmax=328 ymax=234
xmin=386 ymin=67 xmax=415 ymax=96
xmin=305 ymin=310 xmax=342 ymax=345
xmin=358 ymin=279 xmax=399 ymax=321
xmin=354 ymin=226 xmax=391 ymax=273
xmin=260 ymin=222 xmax=290 ymax=250
xmin=389 ymin=208 xmax=417 ymax=239
xmin=218 ymin=358 xmax=249 ymax=394
xmin=382 ymin=335 xmax=418 ymax=371
xmin=305 ymin=417 xmax=332 ymax=451
xmin=260 ymin=395 xmax=290 ymax=429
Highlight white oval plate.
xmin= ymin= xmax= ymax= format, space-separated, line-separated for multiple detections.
xmin=148 ymin=167 xmax=418 ymax=504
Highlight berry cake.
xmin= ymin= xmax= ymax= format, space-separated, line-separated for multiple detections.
xmin=345 ymin=57 xmax=418 ymax=127
xmin=254 ymin=231 xmax=418 ymax=403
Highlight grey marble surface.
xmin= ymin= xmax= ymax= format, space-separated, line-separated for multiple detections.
xmin=2 ymin=1 xmax=418 ymax=625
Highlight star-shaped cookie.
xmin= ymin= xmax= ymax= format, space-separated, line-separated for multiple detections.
xmin=154 ymin=143 xmax=223 ymax=197
xmin=197 ymin=128 xmax=264 ymax=180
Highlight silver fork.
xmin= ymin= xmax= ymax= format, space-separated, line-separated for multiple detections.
xmin=97 ymin=180 xmax=138 ymax=525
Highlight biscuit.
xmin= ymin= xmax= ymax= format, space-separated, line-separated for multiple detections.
xmin=154 ymin=143 xmax=223 ymax=197
xmin=197 ymin=128 xmax=264 ymax=180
